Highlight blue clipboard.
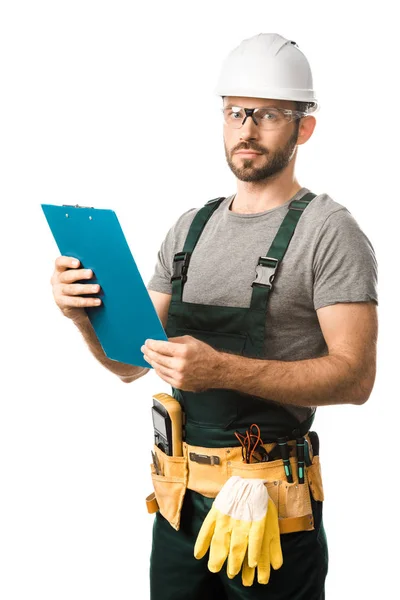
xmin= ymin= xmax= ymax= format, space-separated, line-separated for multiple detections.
xmin=41 ymin=203 xmax=168 ymax=369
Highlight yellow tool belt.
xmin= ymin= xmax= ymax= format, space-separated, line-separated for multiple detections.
xmin=146 ymin=434 xmax=324 ymax=534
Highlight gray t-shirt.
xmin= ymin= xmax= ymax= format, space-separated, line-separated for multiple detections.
xmin=147 ymin=187 xmax=378 ymax=423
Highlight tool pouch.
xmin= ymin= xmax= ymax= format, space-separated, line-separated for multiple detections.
xmin=149 ymin=443 xmax=188 ymax=531
xmin=228 ymin=457 xmax=315 ymax=533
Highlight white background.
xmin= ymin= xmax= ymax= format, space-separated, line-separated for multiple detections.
xmin=0 ymin=1 xmax=398 ymax=598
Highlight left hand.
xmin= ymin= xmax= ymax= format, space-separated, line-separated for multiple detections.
xmin=141 ymin=335 xmax=222 ymax=392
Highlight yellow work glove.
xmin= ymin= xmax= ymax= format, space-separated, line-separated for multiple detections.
xmin=194 ymin=476 xmax=272 ymax=579
xmin=241 ymin=497 xmax=283 ymax=586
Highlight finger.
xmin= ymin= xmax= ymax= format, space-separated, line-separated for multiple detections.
xmin=265 ymin=499 xmax=283 ymax=570
xmin=226 ymin=522 xmax=250 ymax=577
xmin=208 ymin=515 xmax=232 ymax=573
xmin=194 ymin=506 xmax=218 ymax=560
xmin=252 ymin=517 xmax=272 ymax=585
xmin=60 ymin=268 xmax=95 ymax=284
xmin=149 ymin=359 xmax=181 ymax=385
xmin=147 ymin=360 xmax=176 ymax=380
xmin=57 ymin=292 xmax=102 ymax=309
xmin=145 ymin=339 xmax=183 ymax=356
xmin=256 ymin=556 xmax=271 ymax=585
xmin=59 ymin=283 xmax=101 ymax=296
xmin=54 ymin=256 xmax=80 ymax=272
xmin=269 ymin=535 xmax=283 ymax=571
xmin=247 ymin=516 xmax=267 ymax=568
xmin=241 ymin=551 xmax=255 ymax=587
xmin=255 ymin=502 xmax=283 ymax=585
xmin=142 ymin=347 xmax=175 ymax=370
xmin=255 ymin=534 xmax=271 ymax=585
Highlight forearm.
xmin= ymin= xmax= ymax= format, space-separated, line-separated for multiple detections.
xmin=71 ymin=313 xmax=149 ymax=381
xmin=214 ymin=352 xmax=367 ymax=407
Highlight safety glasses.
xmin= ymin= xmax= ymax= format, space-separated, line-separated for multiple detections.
xmin=222 ymin=106 xmax=308 ymax=130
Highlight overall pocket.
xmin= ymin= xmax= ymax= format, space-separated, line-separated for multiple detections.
xmin=176 ymin=328 xmax=247 ymax=354
xmin=174 ymin=328 xmax=248 ymax=430
xmin=150 ymin=444 xmax=188 ymax=531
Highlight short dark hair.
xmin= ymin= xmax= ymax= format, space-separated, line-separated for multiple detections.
xmin=294 ymin=101 xmax=310 ymax=113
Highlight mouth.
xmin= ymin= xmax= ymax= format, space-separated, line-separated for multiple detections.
xmin=235 ymin=150 xmax=262 ymax=156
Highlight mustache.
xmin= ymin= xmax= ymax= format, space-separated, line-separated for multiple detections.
xmin=233 ymin=144 xmax=267 ymax=154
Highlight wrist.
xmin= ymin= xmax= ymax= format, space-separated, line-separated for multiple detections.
xmin=212 ymin=350 xmax=233 ymax=389
xmin=70 ymin=311 xmax=90 ymax=326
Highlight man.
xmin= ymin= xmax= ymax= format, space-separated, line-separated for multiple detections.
xmin=51 ymin=33 xmax=378 ymax=599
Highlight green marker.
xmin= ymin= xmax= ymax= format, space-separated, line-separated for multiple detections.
xmin=277 ymin=437 xmax=293 ymax=483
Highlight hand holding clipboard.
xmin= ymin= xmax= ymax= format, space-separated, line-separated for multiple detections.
xmin=51 ymin=255 xmax=102 ymax=322
xmin=42 ymin=203 xmax=168 ymax=369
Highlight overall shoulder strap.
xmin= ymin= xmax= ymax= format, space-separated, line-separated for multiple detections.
xmin=250 ymin=192 xmax=317 ymax=310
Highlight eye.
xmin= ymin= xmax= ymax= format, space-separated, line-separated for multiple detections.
xmin=229 ymin=108 xmax=244 ymax=120
xmin=257 ymin=109 xmax=279 ymax=121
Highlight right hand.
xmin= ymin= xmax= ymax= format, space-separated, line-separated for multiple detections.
xmin=51 ymin=255 xmax=102 ymax=321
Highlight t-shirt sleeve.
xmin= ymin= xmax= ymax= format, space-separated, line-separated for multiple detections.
xmin=312 ymin=208 xmax=378 ymax=311
xmin=146 ymin=223 xmax=175 ymax=294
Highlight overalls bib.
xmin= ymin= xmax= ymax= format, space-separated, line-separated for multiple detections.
xmin=150 ymin=192 xmax=329 ymax=599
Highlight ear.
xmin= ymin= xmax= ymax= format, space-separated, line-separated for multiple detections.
xmin=296 ymin=116 xmax=316 ymax=145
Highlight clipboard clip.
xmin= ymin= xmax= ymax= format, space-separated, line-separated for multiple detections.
xmin=62 ymin=204 xmax=94 ymax=208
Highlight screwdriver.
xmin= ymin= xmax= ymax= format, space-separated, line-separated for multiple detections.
xmin=296 ymin=437 xmax=305 ymax=484
xmin=277 ymin=437 xmax=294 ymax=483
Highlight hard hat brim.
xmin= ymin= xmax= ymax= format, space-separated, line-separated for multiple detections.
xmin=215 ymin=87 xmax=319 ymax=113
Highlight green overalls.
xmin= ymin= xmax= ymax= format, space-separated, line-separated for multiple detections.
xmin=150 ymin=192 xmax=329 ymax=599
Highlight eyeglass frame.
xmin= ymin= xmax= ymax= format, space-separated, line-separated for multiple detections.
xmin=221 ymin=105 xmax=309 ymax=129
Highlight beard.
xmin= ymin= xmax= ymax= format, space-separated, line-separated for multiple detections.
xmin=224 ymin=126 xmax=299 ymax=183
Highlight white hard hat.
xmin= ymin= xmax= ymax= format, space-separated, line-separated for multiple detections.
xmin=215 ymin=33 xmax=319 ymax=113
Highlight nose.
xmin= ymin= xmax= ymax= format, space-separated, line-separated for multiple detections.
xmin=239 ymin=114 xmax=260 ymax=142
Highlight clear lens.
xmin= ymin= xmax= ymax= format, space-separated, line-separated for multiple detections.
xmin=222 ymin=106 xmax=304 ymax=130
xmin=223 ymin=107 xmax=247 ymax=127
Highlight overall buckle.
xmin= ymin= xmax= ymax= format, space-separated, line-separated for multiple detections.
xmin=171 ymin=252 xmax=191 ymax=283
xmin=251 ymin=256 xmax=279 ymax=289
